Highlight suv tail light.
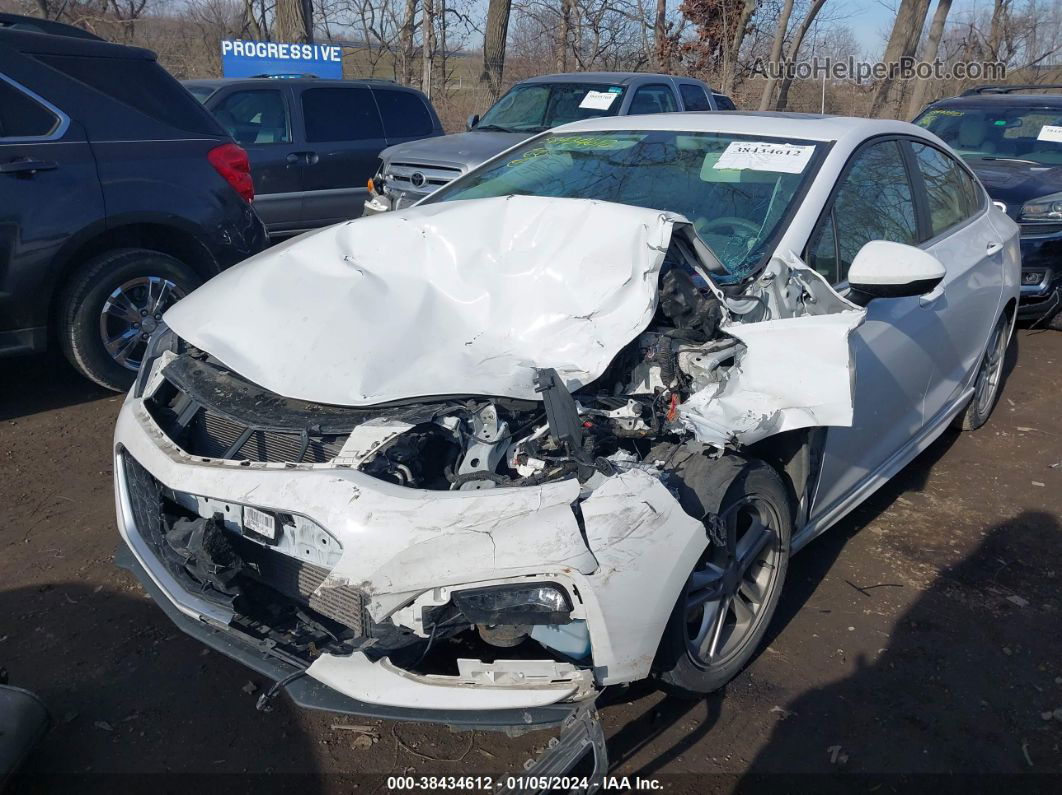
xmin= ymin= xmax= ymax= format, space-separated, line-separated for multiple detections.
xmin=207 ymin=143 xmax=254 ymax=202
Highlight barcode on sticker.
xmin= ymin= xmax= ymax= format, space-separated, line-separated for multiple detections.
xmin=244 ymin=506 xmax=276 ymax=540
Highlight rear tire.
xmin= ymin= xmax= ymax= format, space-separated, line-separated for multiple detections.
xmin=58 ymin=248 xmax=200 ymax=392
xmin=952 ymin=312 xmax=1008 ymax=431
xmin=654 ymin=452 xmax=791 ymax=697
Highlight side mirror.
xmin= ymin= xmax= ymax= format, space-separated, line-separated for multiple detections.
xmin=847 ymin=240 xmax=945 ymax=300
xmin=466 ymin=114 xmax=479 ymax=131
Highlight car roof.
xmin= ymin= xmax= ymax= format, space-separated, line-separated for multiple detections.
xmin=926 ymin=94 xmax=1062 ymax=110
xmin=182 ymin=77 xmax=417 ymax=90
xmin=0 ymin=22 xmax=154 ymax=59
xmin=550 ymin=111 xmax=925 ymax=144
xmin=518 ymin=72 xmax=706 ymax=86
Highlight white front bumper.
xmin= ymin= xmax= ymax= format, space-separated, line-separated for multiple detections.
xmin=114 ymin=396 xmax=707 ymax=710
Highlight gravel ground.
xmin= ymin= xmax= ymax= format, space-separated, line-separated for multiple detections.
xmin=1 ymin=329 xmax=1059 ymax=792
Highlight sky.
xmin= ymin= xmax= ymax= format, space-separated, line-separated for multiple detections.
xmin=846 ymin=0 xmax=983 ymax=59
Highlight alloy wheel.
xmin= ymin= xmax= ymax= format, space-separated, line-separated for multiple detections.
xmin=684 ymin=495 xmax=783 ymax=667
xmin=973 ymin=318 xmax=1007 ymax=417
xmin=98 ymin=276 xmax=186 ymax=372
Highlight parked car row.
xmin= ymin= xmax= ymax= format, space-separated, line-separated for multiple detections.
xmin=913 ymin=84 xmax=1062 ymax=329
xmin=363 ymin=72 xmax=733 ymax=213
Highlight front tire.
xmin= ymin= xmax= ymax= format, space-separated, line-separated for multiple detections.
xmin=655 ymin=453 xmax=791 ymax=697
xmin=953 ymin=312 xmax=1009 ymax=431
xmin=58 ymin=248 xmax=200 ymax=392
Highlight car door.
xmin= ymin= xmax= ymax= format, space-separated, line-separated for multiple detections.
xmin=206 ymin=85 xmax=303 ymax=236
xmin=906 ymin=139 xmax=1006 ymax=423
xmin=298 ymin=85 xmax=387 ymax=226
xmin=0 ymin=72 xmax=103 ymax=352
xmin=805 ymin=138 xmax=939 ymax=522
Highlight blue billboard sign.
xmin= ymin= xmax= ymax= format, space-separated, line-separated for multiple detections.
xmin=221 ymin=39 xmax=343 ymax=79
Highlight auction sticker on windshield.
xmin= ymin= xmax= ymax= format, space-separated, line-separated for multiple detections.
xmin=714 ymin=141 xmax=815 ymax=173
xmin=1037 ymin=125 xmax=1062 ymax=143
xmin=579 ymin=90 xmax=619 ymax=110
xmin=244 ymin=506 xmax=276 ymax=540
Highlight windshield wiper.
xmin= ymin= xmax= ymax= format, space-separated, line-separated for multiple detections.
xmin=474 ymin=124 xmax=516 ymax=133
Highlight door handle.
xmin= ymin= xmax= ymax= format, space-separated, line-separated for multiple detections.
xmin=986 ymin=240 xmax=1003 ymax=255
xmin=0 ymin=159 xmax=58 ymax=175
xmin=286 ymin=151 xmax=318 ymax=165
xmin=285 ymin=153 xmax=300 ymax=164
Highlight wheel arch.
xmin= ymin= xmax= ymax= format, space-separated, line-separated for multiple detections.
xmin=744 ymin=426 xmax=827 ymax=532
xmin=48 ymin=221 xmax=219 ymax=330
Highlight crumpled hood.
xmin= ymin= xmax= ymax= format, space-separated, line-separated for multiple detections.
xmin=381 ymin=130 xmax=531 ymax=170
xmin=165 ymin=196 xmax=678 ymax=406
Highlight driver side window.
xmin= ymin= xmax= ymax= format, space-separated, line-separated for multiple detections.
xmin=807 ymin=140 xmax=918 ymax=283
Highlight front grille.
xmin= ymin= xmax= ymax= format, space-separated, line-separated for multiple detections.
xmin=144 ymin=355 xmax=355 ymax=464
xmin=386 ymin=161 xmax=462 ymax=192
xmin=121 ymin=452 xmax=364 ymax=635
xmin=234 ymin=537 xmax=365 ymax=635
xmin=123 ymin=451 xmax=163 ymax=541
xmin=189 ymin=408 xmax=346 ymax=464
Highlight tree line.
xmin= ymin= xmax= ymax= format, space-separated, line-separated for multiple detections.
xmin=4 ymin=0 xmax=1060 ymax=128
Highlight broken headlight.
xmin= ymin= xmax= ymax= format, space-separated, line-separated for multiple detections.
xmin=452 ymin=583 xmax=573 ymax=626
xmin=133 ymin=322 xmax=177 ymax=398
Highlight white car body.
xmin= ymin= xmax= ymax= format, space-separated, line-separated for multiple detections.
xmin=113 ymin=113 xmax=1020 ymax=725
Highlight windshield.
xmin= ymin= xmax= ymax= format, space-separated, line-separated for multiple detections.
xmin=475 ymin=83 xmax=627 ymax=134
xmin=432 ymin=130 xmax=823 ymax=278
xmin=914 ymin=104 xmax=1062 ymax=165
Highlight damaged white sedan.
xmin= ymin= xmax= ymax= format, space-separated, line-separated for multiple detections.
xmin=113 ymin=114 xmax=1019 ymax=729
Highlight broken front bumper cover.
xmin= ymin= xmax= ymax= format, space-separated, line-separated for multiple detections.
xmin=115 ymin=543 xmax=586 ymax=731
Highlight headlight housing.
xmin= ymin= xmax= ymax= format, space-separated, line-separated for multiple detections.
xmin=1019 ymin=191 xmax=1062 ymax=222
xmin=452 ymin=583 xmax=573 ymax=626
xmin=132 ymin=322 xmax=177 ymax=398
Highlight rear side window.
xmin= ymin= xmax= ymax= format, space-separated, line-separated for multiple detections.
xmin=628 ymin=84 xmax=678 ymax=115
xmin=911 ymin=142 xmax=982 ymax=237
xmin=713 ymin=94 xmax=736 ymax=110
xmin=0 ymin=77 xmax=59 ymax=138
xmin=679 ymin=84 xmax=711 ymax=111
xmin=33 ymin=54 xmax=219 ymax=135
xmin=374 ymin=89 xmax=434 ymax=138
xmin=807 ymin=140 xmax=918 ymax=282
xmin=302 ymin=87 xmax=384 ymax=142
xmin=213 ymin=89 xmax=290 ymax=145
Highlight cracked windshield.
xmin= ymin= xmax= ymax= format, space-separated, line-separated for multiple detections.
xmin=436 ymin=130 xmax=822 ymax=279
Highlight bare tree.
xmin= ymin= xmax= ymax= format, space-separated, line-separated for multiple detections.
xmin=905 ymin=0 xmax=952 ymax=117
xmin=481 ymin=0 xmax=512 ymax=102
xmin=868 ymin=0 xmax=931 ymax=118
xmin=720 ymin=0 xmax=757 ymax=94
xmin=421 ymin=0 xmax=435 ymax=96
xmin=275 ymin=0 xmax=311 ymax=42
xmin=758 ymin=0 xmax=794 ymax=109
xmin=396 ymin=0 xmax=418 ymax=84
xmin=774 ymin=0 xmax=828 ymax=111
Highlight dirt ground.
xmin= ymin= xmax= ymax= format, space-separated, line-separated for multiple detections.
xmin=1 ymin=329 xmax=1060 ymax=792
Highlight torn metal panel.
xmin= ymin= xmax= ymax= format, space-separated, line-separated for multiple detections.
xmin=577 ymin=469 xmax=707 ymax=684
xmin=679 ymin=311 xmax=865 ymax=447
xmin=165 ymin=196 xmax=679 ymax=406
xmin=305 ymin=653 xmax=595 ymax=710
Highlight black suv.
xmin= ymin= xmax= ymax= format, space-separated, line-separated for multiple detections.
xmin=0 ymin=14 xmax=268 ymax=390
xmin=184 ymin=77 xmax=443 ymax=237
xmin=914 ymin=84 xmax=1062 ymax=328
